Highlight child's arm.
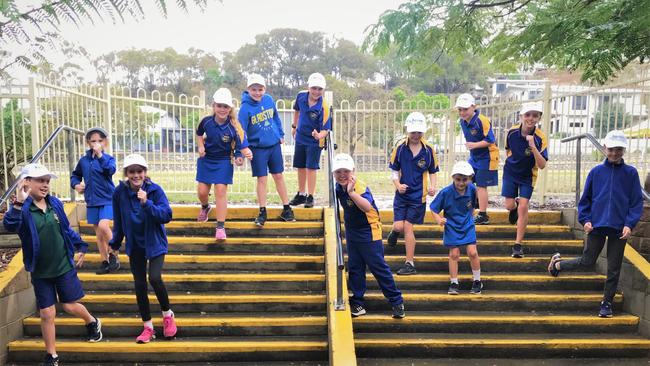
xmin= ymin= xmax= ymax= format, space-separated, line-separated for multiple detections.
xmin=3 ymin=180 xmax=30 ymax=232
xmin=526 ymin=135 xmax=547 ymax=169
xmin=142 ymin=187 xmax=173 ymax=225
xmin=429 ymin=190 xmax=446 ymax=226
xmin=430 ymin=210 xmax=446 ymax=226
xmin=428 ymin=173 xmax=437 ymax=196
xmin=196 ymin=119 xmax=206 ymax=157
xmin=388 ymin=147 xmax=407 ymax=194
xmin=292 ymin=110 xmax=299 ymax=138
xmin=347 ymin=176 xmax=372 ymax=213
xmin=577 ymin=170 xmax=594 ymax=233
xmin=273 ymin=105 xmax=285 ymax=142
xmin=109 ymin=190 xmax=124 ymax=252
xmin=622 ymin=169 xmax=644 ymax=239
xmin=98 ymin=154 xmax=116 ymax=176
xmin=70 ymin=160 xmax=85 ymax=193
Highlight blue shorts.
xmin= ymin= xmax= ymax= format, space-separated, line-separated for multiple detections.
xmin=392 ymin=198 xmax=426 ymax=225
xmin=501 ymin=173 xmax=534 ymax=199
xmin=293 ymin=143 xmax=323 ymax=170
xmin=196 ymin=157 xmax=233 ymax=185
xmin=86 ymin=205 xmax=113 ymax=224
xmin=472 ymin=167 xmax=498 ymax=187
xmin=31 ymin=269 xmax=85 ymax=309
xmin=251 ymin=144 xmax=285 ymax=177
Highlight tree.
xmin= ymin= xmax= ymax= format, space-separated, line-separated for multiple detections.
xmin=0 ymin=99 xmax=31 ymax=199
xmin=593 ymin=101 xmax=631 ymax=138
xmin=363 ymin=0 xmax=650 ymax=84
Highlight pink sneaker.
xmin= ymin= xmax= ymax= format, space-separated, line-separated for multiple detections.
xmin=136 ymin=326 xmax=155 ymax=344
xmin=163 ymin=314 xmax=177 ymax=339
xmin=197 ymin=205 xmax=212 ymax=222
xmin=215 ymin=227 xmax=227 ymax=241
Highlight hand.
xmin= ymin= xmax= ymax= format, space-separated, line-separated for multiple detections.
xmin=437 ymin=218 xmax=447 ymax=227
xmin=397 ymin=184 xmax=408 ymax=194
xmin=525 ymin=135 xmax=536 ymax=149
xmin=346 ymin=176 xmax=356 ymax=194
xmin=584 ymin=222 xmax=593 ymax=234
xmin=620 ymin=226 xmax=632 ymax=240
xmin=318 ymin=130 xmax=329 ymax=139
xmin=292 ymin=128 xmax=297 ymax=139
xmin=198 ymin=146 xmax=206 ymax=158
xmin=75 ymin=252 xmax=85 ymax=268
xmin=235 ymin=157 xmax=244 ymax=166
xmin=15 ymin=179 xmax=31 ymax=203
xmin=427 ymin=186 xmax=436 ymax=196
xmin=465 ymin=142 xmax=475 ymax=150
xmin=241 ymin=147 xmax=253 ymax=160
xmin=92 ymin=142 xmax=103 ymax=158
xmin=280 ymin=138 xmax=284 ymax=144
xmin=311 ymin=129 xmax=319 ymax=140
xmin=74 ymin=182 xmax=85 ymax=194
xmin=137 ymin=189 xmax=147 ymax=205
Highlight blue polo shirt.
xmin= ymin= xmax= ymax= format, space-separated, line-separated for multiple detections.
xmin=336 ymin=179 xmax=382 ymax=243
xmin=504 ymin=124 xmax=548 ymax=186
xmin=197 ymin=115 xmax=249 ymax=160
xmin=459 ymin=110 xmax=499 ymax=171
xmin=389 ymin=139 xmax=439 ymax=204
xmin=429 ymin=183 xmax=478 ymax=246
xmin=293 ymin=91 xmax=332 ymax=146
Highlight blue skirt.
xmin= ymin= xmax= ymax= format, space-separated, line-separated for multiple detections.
xmin=196 ymin=157 xmax=233 ymax=185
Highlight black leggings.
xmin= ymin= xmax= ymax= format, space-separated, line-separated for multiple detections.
xmin=129 ymin=247 xmax=170 ymax=321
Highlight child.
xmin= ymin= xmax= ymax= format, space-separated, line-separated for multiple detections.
xmin=71 ymin=127 xmax=118 ymax=274
xmin=333 ymin=153 xmax=405 ymax=318
xmin=289 ymin=72 xmax=331 ymax=208
xmin=195 ymin=88 xmax=253 ymax=240
xmin=547 ymin=130 xmax=643 ymax=318
xmin=3 ymin=163 xmax=102 ymax=366
xmin=455 ymin=93 xmax=499 ymax=225
xmin=429 ymin=161 xmax=483 ymax=295
xmin=387 ymin=112 xmax=439 ymax=275
xmin=109 ymin=154 xmax=177 ymax=343
xmin=502 ymin=102 xmax=548 ymax=258
xmin=238 ymin=73 xmax=295 ymax=226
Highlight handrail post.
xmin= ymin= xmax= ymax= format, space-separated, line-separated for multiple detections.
xmin=66 ymin=129 xmax=76 ymax=202
xmin=575 ymin=138 xmax=581 ymax=206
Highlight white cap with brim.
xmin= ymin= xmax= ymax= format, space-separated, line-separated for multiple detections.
xmin=21 ymin=163 xmax=57 ymax=179
xmin=123 ymin=154 xmax=148 ymax=170
xmin=451 ymin=161 xmax=474 ymax=177
xmin=405 ymin=112 xmax=427 ymax=133
xmin=455 ymin=93 xmax=475 ymax=108
xmin=521 ymin=102 xmax=543 ymax=114
xmin=247 ymin=74 xmax=266 ymax=88
xmin=212 ymin=88 xmax=233 ymax=107
xmin=85 ymin=127 xmax=108 ymax=139
xmin=603 ymin=130 xmax=628 ymax=149
xmin=332 ymin=153 xmax=355 ymax=171
xmin=308 ymin=73 xmax=326 ymax=89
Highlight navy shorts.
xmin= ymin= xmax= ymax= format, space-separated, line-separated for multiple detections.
xmin=392 ymin=198 xmax=426 ymax=225
xmin=292 ymin=143 xmax=323 ymax=170
xmin=472 ymin=167 xmax=498 ymax=187
xmin=32 ymin=269 xmax=85 ymax=309
xmin=501 ymin=173 xmax=534 ymax=199
xmin=196 ymin=157 xmax=233 ymax=185
xmin=86 ymin=205 xmax=113 ymax=224
xmin=251 ymin=144 xmax=285 ymax=177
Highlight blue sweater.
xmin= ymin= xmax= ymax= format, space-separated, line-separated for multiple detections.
xmin=3 ymin=195 xmax=88 ymax=273
xmin=578 ymin=159 xmax=644 ymax=230
xmin=109 ymin=180 xmax=172 ymax=259
xmin=70 ymin=150 xmax=116 ymax=207
xmin=238 ymin=91 xmax=284 ymax=148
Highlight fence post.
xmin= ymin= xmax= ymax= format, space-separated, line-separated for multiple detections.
xmin=28 ymin=77 xmax=40 ymax=153
xmin=447 ymin=96 xmax=457 ymax=178
xmin=104 ymin=83 xmax=113 ymax=155
xmin=537 ymin=80 xmax=552 ymax=204
xmin=66 ymin=130 xmax=76 ymax=201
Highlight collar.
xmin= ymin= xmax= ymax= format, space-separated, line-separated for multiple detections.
xmin=603 ymin=158 xmax=625 ymax=167
xmin=463 ymin=110 xmax=480 ymax=125
xmin=452 ymin=185 xmax=471 ymax=199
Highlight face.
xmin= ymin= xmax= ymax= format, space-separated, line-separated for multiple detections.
xmin=521 ymin=111 xmax=542 ymax=132
xmin=408 ymin=131 xmax=423 ymax=144
xmin=452 ymin=174 xmax=471 ymax=191
xmin=334 ymin=168 xmax=353 ymax=186
xmin=457 ymin=105 xmax=475 ymax=121
xmin=87 ymin=132 xmax=106 ymax=148
xmin=125 ymin=165 xmax=146 ymax=189
xmin=247 ymin=84 xmax=265 ymax=102
xmin=605 ymin=146 xmax=625 ymax=164
xmin=308 ymin=86 xmax=323 ymax=100
xmin=212 ymin=103 xmax=231 ymax=121
xmin=26 ymin=176 xmax=50 ymax=200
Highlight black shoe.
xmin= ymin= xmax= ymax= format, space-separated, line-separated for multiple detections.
xmin=392 ymin=303 xmax=405 ymax=319
xmin=447 ymin=282 xmax=460 ymax=295
xmin=599 ymin=300 xmax=613 ymax=318
xmin=386 ymin=230 xmax=399 ymax=248
xmin=289 ymin=192 xmax=306 ymax=206
xmin=508 ymin=200 xmax=519 ymax=224
xmin=548 ymin=253 xmax=562 ymax=277
xmin=280 ymin=207 xmax=296 ymax=222
xmin=304 ymin=195 xmax=314 ymax=208
xmin=42 ymin=353 xmax=59 ymax=366
xmin=511 ymin=243 xmax=524 ymax=258
xmin=86 ymin=317 xmax=102 ymax=342
xmin=351 ymin=304 xmax=366 ymax=317
xmin=470 ymin=280 xmax=484 ymax=294
xmin=396 ymin=262 xmax=417 ymax=275
xmin=95 ymin=261 xmax=110 ymax=275
xmin=255 ymin=209 xmax=267 ymax=227
xmin=108 ymin=253 xmax=120 ymax=272
xmin=474 ymin=214 xmax=490 ymax=225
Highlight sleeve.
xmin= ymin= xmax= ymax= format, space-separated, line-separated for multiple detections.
xmin=472 ymin=186 xmax=479 ymax=209
xmin=388 ymin=145 xmax=401 ymax=171
xmin=538 ymin=133 xmax=549 ymax=161
xmin=238 ymin=109 xmax=249 ymax=134
xmin=2 ymin=205 xmax=24 ymax=233
xmin=66 ymin=225 xmax=88 ymax=253
xmin=109 ymin=190 xmax=124 ymax=251
xmin=273 ymin=105 xmax=285 ymax=138
xmin=97 ymin=154 xmax=116 ymax=176
xmin=505 ymin=129 xmax=512 ymax=151
xmin=625 ymin=169 xmax=644 ymax=228
xmin=196 ymin=118 xmax=206 ymax=136
xmin=427 ymin=146 xmax=439 ymax=174
xmin=293 ymin=95 xmax=301 ymax=112
xmin=429 ymin=190 xmax=445 ymax=214
xmin=480 ymin=116 xmax=495 ymax=144
xmin=577 ymin=170 xmax=594 ymax=225
xmin=360 ymin=186 xmax=374 ymax=205
xmin=143 ymin=187 xmax=173 ymax=225
xmin=70 ymin=159 xmax=83 ymax=189
xmin=234 ymin=124 xmax=249 ymax=150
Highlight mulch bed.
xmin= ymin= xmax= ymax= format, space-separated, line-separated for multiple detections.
xmin=0 ymin=248 xmax=20 ymax=272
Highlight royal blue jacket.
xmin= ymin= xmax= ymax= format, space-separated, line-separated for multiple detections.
xmin=238 ymin=91 xmax=284 ymax=148
xmin=578 ymin=159 xmax=644 ymax=230
xmin=109 ymin=180 xmax=172 ymax=259
xmin=70 ymin=150 xmax=116 ymax=207
xmin=3 ymin=195 xmax=88 ymax=273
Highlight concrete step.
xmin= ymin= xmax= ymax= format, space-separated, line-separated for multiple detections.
xmin=10 ymin=362 xmax=327 ymax=366
xmin=169 ymin=206 xmax=323 ymax=222
xmin=382 ymin=255 xmax=571 ymax=273
xmin=356 ymin=358 xmax=650 ymax=366
xmin=374 ymin=224 xmax=573 ymax=239
xmin=378 ymin=209 xmax=562 ymax=225
xmin=380 ymin=239 xmax=584 ymax=255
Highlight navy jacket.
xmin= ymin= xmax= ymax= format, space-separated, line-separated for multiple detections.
xmin=3 ymin=195 xmax=88 ymax=273
xmin=70 ymin=150 xmax=116 ymax=206
xmin=109 ymin=180 xmax=172 ymax=259
xmin=578 ymin=159 xmax=644 ymax=230
xmin=238 ymin=91 xmax=284 ymax=148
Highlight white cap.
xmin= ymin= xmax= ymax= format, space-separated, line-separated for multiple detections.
xmin=212 ymin=88 xmax=233 ymax=107
xmin=247 ymin=74 xmax=266 ymax=88
xmin=603 ymin=130 xmax=628 ymax=149
xmin=405 ymin=112 xmax=427 ymax=133
xmin=332 ymin=153 xmax=355 ymax=171
xmin=21 ymin=163 xmax=57 ymax=179
xmin=451 ymin=161 xmax=474 ymax=177
xmin=85 ymin=127 xmax=108 ymax=139
xmin=455 ymin=93 xmax=475 ymax=108
xmin=307 ymin=73 xmax=326 ymax=89
xmin=521 ymin=101 xmax=543 ymax=114
xmin=123 ymin=154 xmax=148 ymax=170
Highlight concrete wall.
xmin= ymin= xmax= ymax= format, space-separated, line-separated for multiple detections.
xmin=630 ymin=204 xmax=650 ymax=258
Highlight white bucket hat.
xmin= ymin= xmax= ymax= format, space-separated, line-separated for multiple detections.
xmin=451 ymin=161 xmax=474 ymax=177
xmin=123 ymin=154 xmax=148 ymax=170
xmin=212 ymin=88 xmax=233 ymax=107
xmin=332 ymin=153 xmax=355 ymax=171
xmin=603 ymin=130 xmax=628 ymax=149
xmin=21 ymin=163 xmax=57 ymax=179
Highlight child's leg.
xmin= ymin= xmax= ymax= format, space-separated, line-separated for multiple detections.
xmin=271 ymin=173 xmax=290 ymax=205
xmin=515 ymin=198 xmax=529 ymax=243
xmin=256 ymin=176 xmax=268 ymax=207
xmin=40 ymin=305 xmax=57 ymax=356
xmin=392 ymin=220 xmax=404 ymax=234
xmin=93 ymin=224 xmax=108 ymax=261
xmin=603 ymin=234 xmax=627 ymax=302
xmin=129 ymin=248 xmax=152 ymax=322
xmin=364 ymin=240 xmax=403 ymax=306
xmin=403 ymin=221 xmax=416 ymax=263
xmin=148 ymin=254 xmax=171 ymax=312
xmin=504 ymin=197 xmax=517 ymax=211
xmin=347 ymin=242 xmax=368 ymax=306
xmin=97 ymin=219 xmax=112 ymax=260
xmin=297 ymin=168 xmax=307 ymax=194
xmin=466 ymin=244 xmax=481 ymax=280
xmin=448 ymin=247 xmax=460 ymax=280
xmin=214 ymin=184 xmax=228 ymax=223
xmin=197 ymin=182 xmax=211 ymax=206
xmin=476 ymin=186 xmax=488 ymax=213
xmin=61 ymin=302 xmax=94 ymax=323
xmin=557 ymin=231 xmax=606 ymax=272
xmin=307 ymin=169 xmax=318 ymax=196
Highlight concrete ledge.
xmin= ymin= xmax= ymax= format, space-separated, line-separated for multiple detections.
xmin=619 ymin=245 xmax=650 ymax=337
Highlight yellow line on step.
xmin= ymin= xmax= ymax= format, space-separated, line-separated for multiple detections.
xmin=363 ymin=293 xmax=622 ymax=302
xmin=82 ymin=253 xmax=324 ymax=264
xmin=24 ymin=316 xmax=327 ymax=327
xmin=82 ymin=293 xmax=325 ymax=304
xmin=355 ymin=338 xmax=650 ymax=349
xmin=387 ymin=274 xmax=605 ymax=282
xmin=81 ymin=235 xmax=323 ymax=245
xmin=80 ymin=221 xmax=323 ymax=230
xmin=77 ymin=273 xmax=324 ymax=282
xmin=353 ymin=314 xmax=638 ymax=325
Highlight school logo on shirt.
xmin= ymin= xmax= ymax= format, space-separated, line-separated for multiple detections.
xmin=222 ymin=134 xmax=231 ymax=143
xmin=53 ymin=212 xmax=60 ymax=223
xmin=466 ymin=201 xmax=473 ymax=209
xmin=417 ymin=158 xmax=427 ymax=169
xmin=346 ymin=198 xmax=354 ymax=207
xmin=309 ymin=110 xmax=319 ymax=122
xmin=525 ymin=147 xmax=532 ymax=156
xmin=470 ymin=129 xmax=478 ymax=136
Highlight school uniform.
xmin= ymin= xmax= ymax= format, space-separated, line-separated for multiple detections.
xmin=292 ymin=91 xmax=331 ymax=170
xmin=502 ymin=124 xmax=548 ymax=199
xmin=429 ymin=183 xmax=478 ymax=247
xmin=195 ymin=115 xmax=249 ymax=185
xmin=459 ymin=110 xmax=499 ymax=187
xmin=70 ymin=150 xmax=116 ymax=224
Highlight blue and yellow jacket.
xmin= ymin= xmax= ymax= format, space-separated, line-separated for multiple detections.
xmin=336 ymin=179 xmax=382 ymax=243
xmin=459 ymin=110 xmax=499 ymax=171
xmin=238 ymin=91 xmax=284 ymax=148
xmin=70 ymin=150 xmax=116 ymax=207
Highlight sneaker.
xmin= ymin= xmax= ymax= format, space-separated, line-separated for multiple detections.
xmin=599 ymin=300 xmax=613 ymax=318
xmin=86 ymin=317 xmax=102 ymax=342
xmin=255 ymin=209 xmax=267 ymax=227
xmin=163 ymin=313 xmax=178 ymax=339
xmin=215 ymin=227 xmax=227 ymax=241
xmin=197 ymin=204 xmax=212 ymax=222
xmin=304 ymin=194 xmax=314 ymax=208
xmin=447 ymin=282 xmax=460 ymax=295
xmin=136 ymin=326 xmax=156 ymax=343
xmin=470 ymin=280 xmax=484 ymax=294
xmin=392 ymin=303 xmax=406 ymax=319
xmin=289 ymin=192 xmax=306 ymax=206
xmin=474 ymin=214 xmax=490 ymax=225
xmin=280 ymin=207 xmax=296 ymax=222
xmin=95 ymin=261 xmax=110 ymax=275
xmin=351 ymin=304 xmax=367 ymax=317
xmin=42 ymin=353 xmax=59 ymax=366
xmin=396 ymin=262 xmax=417 ymax=275
xmin=508 ymin=199 xmax=519 ymax=224
xmin=108 ymin=252 xmax=120 ymax=272
xmin=386 ymin=230 xmax=399 ymax=248
xmin=548 ymin=252 xmax=562 ymax=277
xmin=511 ymin=243 xmax=524 ymax=258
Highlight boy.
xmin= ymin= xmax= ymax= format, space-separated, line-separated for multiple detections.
xmin=430 ymin=161 xmax=483 ymax=294
xmin=547 ymin=130 xmax=643 ymax=318
xmin=455 ymin=93 xmax=499 ymax=225
xmin=502 ymin=102 xmax=548 ymax=258
xmin=387 ymin=112 xmax=438 ymax=275
xmin=3 ymin=163 xmax=102 ymax=366
xmin=333 ymin=153 xmax=405 ymax=318
xmin=238 ymin=73 xmax=295 ymax=226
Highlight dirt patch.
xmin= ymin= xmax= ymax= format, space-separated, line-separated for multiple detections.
xmin=0 ymin=248 xmax=19 ymax=272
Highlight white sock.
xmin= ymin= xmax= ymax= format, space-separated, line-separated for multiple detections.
xmin=143 ymin=320 xmax=154 ymax=329
xmin=51 ymin=353 xmax=58 ymax=358
xmin=300 ymin=192 xmax=307 ymax=196
xmin=405 ymin=261 xmax=414 ymax=267
xmin=162 ymin=309 xmax=174 ymax=317
xmin=472 ymin=269 xmax=481 ymax=281
xmin=450 ymin=278 xmax=459 ymax=284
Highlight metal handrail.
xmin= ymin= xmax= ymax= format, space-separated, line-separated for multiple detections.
xmin=561 ymin=133 xmax=650 ymax=203
xmin=0 ymin=125 xmax=85 ymax=209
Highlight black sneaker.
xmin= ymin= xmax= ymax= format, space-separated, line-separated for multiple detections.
xmin=280 ymin=207 xmax=296 ymax=222
xmin=255 ymin=209 xmax=267 ymax=227
xmin=108 ymin=253 xmax=120 ymax=272
xmin=474 ymin=214 xmax=490 ymax=225
xmin=396 ymin=262 xmax=417 ymax=275
xmin=548 ymin=253 xmax=562 ymax=277
xmin=511 ymin=243 xmax=524 ymax=258
xmin=599 ymin=300 xmax=613 ymax=318
xmin=304 ymin=195 xmax=314 ymax=208
xmin=86 ymin=317 xmax=102 ymax=342
xmin=42 ymin=353 xmax=59 ymax=366
xmin=289 ymin=192 xmax=306 ymax=206
xmin=470 ymin=280 xmax=484 ymax=294
xmin=392 ymin=303 xmax=405 ymax=319
xmin=351 ymin=304 xmax=366 ymax=317
xmin=447 ymin=282 xmax=460 ymax=295
xmin=508 ymin=199 xmax=519 ymax=224
xmin=386 ymin=230 xmax=399 ymax=248
xmin=95 ymin=261 xmax=110 ymax=275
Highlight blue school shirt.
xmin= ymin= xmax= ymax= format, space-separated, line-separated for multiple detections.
xmin=504 ymin=124 xmax=548 ymax=186
xmin=335 ymin=179 xmax=382 ymax=243
xmin=238 ymin=92 xmax=284 ymax=148
xmin=293 ymin=91 xmax=332 ymax=147
xmin=389 ymin=138 xmax=439 ymax=204
xmin=70 ymin=150 xmax=116 ymax=207
xmin=429 ymin=183 xmax=478 ymax=246
xmin=196 ymin=115 xmax=249 ymax=160
xmin=459 ymin=110 xmax=499 ymax=171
